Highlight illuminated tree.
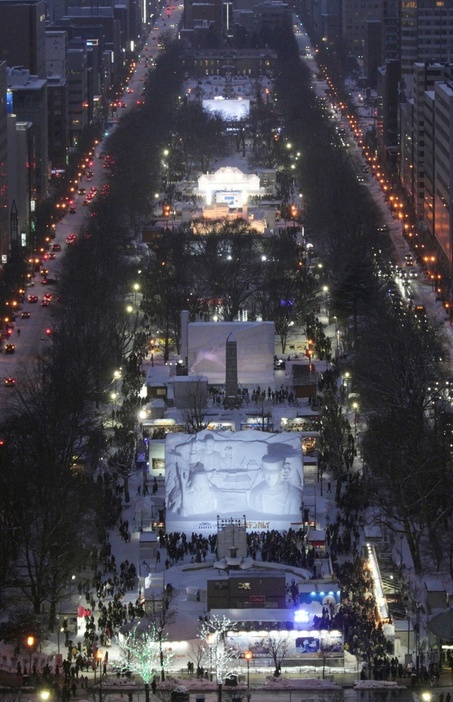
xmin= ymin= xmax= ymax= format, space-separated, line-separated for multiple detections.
xmin=116 ymin=621 xmax=174 ymax=701
xmin=198 ymin=616 xmax=238 ymax=702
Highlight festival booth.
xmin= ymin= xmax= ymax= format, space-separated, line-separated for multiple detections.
xmin=206 ymin=419 xmax=235 ymax=431
xmin=209 ymin=607 xmax=344 ymax=667
xmin=292 ymin=363 xmax=318 ymax=399
xmin=306 ymin=527 xmax=327 ymax=554
xmin=240 ymin=416 xmax=274 ymax=432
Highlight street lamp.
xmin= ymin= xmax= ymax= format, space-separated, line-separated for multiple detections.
xmin=26 ymin=636 xmax=35 ymax=676
xmin=352 ymin=402 xmax=359 ymax=437
xmin=133 ymin=282 xmax=140 ymax=305
xmin=322 ymin=285 xmax=329 ymax=314
xmin=97 ymin=650 xmax=103 ymax=702
xmin=40 ymin=691 xmax=50 ymax=702
xmin=244 ymin=651 xmax=252 ymax=690
xmin=343 ymin=372 xmax=351 ymax=404
xmin=112 ymin=369 xmax=121 ymax=400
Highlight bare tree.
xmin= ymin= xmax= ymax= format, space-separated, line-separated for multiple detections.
xmin=266 ymin=633 xmax=290 ymax=677
xmin=183 ymin=377 xmax=209 ymax=434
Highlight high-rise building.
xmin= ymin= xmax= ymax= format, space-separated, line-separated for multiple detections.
xmin=7 ymin=115 xmax=34 ymax=253
xmin=376 ymin=59 xmax=399 ymax=165
xmin=47 ymin=75 xmax=68 ymax=171
xmin=399 ymin=63 xmax=452 ymax=218
xmin=381 ymin=0 xmax=399 ymax=64
xmin=0 ymin=0 xmax=46 ymax=79
xmin=0 ymin=62 xmax=8 ymax=267
xmin=364 ymin=19 xmax=382 ymax=89
xmin=67 ymin=46 xmax=89 ymax=147
xmin=423 ymin=81 xmax=453 ymax=263
xmin=341 ymin=0 xmax=381 ymax=55
xmin=6 ymin=67 xmax=48 ymax=202
xmin=400 ymin=0 xmax=453 ymax=81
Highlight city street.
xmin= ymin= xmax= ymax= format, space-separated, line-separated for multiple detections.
xmin=0 ymin=8 xmax=181 ymax=396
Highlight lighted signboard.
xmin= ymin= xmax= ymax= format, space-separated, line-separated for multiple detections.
xmin=227 ymin=629 xmax=343 ymax=658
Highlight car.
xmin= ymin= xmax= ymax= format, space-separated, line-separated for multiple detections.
xmin=78 ymin=188 xmax=86 ymax=195
xmin=43 ymin=293 xmax=52 ymax=301
xmin=41 ymin=299 xmax=50 ymax=307
xmin=40 ymin=268 xmax=49 ymax=276
xmin=28 ymin=294 xmax=38 ymax=303
xmin=48 ymin=253 xmax=56 ymax=260
xmin=377 ymin=224 xmax=390 ymax=233
xmin=66 ymin=234 xmax=77 ymax=244
xmin=414 ymin=304 xmax=427 ymax=322
xmin=4 ymin=377 xmax=16 ymax=387
xmin=4 ymin=344 xmax=16 ymax=354
xmin=69 ymin=207 xmax=76 ymax=214
xmin=21 ymin=311 xmax=31 ymax=319
xmin=51 ymin=244 xmax=61 ymax=252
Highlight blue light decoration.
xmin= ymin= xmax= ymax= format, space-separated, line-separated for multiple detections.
xmin=294 ymin=609 xmax=309 ymax=624
xmin=6 ymin=89 xmax=13 ymax=114
xmin=298 ymin=589 xmax=341 ymax=605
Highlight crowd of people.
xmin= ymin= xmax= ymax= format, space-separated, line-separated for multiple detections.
xmin=247 ymin=528 xmax=316 ymax=570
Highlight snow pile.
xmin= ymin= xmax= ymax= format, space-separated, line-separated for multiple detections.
xmin=265 ymin=677 xmax=340 ymax=690
xmin=354 ymin=681 xmax=406 ymax=690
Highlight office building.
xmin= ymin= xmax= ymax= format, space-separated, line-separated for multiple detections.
xmin=423 ymin=81 xmax=453 ymax=264
xmin=7 ymin=115 xmax=34 ymax=253
xmin=400 ymin=0 xmax=453 ymax=81
xmin=6 ymin=67 xmax=48 ymax=204
xmin=0 ymin=62 xmax=8 ymax=266
xmin=0 ymin=0 xmax=46 ymax=79
xmin=399 ymin=63 xmax=452 ymax=218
